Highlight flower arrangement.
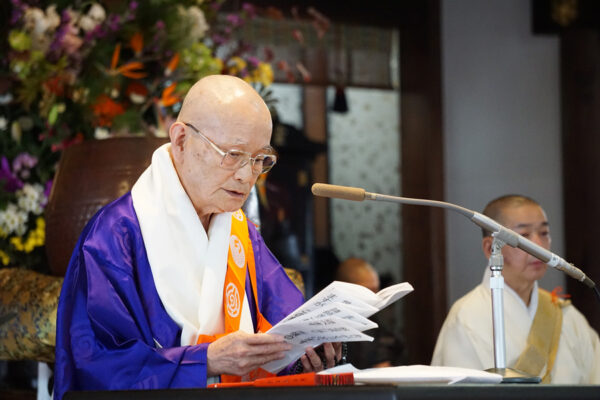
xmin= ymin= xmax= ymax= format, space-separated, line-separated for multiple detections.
xmin=0 ymin=153 xmax=49 ymax=269
xmin=0 ymin=0 xmax=315 ymax=271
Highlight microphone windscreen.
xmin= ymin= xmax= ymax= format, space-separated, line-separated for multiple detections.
xmin=311 ymin=183 xmax=365 ymax=201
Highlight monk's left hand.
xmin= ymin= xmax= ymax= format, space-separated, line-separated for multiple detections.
xmin=299 ymin=342 xmax=342 ymax=372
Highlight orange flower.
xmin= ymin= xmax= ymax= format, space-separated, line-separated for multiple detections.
xmin=158 ymin=83 xmax=180 ymax=107
xmin=165 ymin=53 xmax=180 ymax=76
xmin=129 ymin=32 xmax=143 ymax=57
xmin=110 ymin=43 xmax=147 ymax=79
xmin=92 ymin=94 xmax=125 ymax=127
xmin=111 ymin=43 xmax=121 ymax=70
xmin=550 ymin=286 xmax=571 ymax=305
xmin=118 ymin=62 xmax=147 ymax=79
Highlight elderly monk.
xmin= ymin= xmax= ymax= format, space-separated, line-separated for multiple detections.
xmin=431 ymin=195 xmax=600 ymax=383
xmin=54 ymin=75 xmax=340 ymax=399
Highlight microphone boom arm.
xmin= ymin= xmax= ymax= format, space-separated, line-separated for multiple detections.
xmin=366 ymin=192 xmax=475 ymax=219
xmin=311 ymin=183 xmax=595 ymax=288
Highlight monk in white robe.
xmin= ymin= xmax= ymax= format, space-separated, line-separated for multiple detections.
xmin=432 ymin=195 xmax=600 ymax=383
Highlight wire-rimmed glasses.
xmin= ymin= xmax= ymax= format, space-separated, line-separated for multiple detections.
xmin=183 ymin=122 xmax=277 ymax=175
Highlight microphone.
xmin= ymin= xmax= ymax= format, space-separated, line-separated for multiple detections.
xmin=311 ymin=183 xmax=595 ymax=288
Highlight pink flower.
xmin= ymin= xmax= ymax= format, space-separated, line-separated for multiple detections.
xmin=242 ymin=3 xmax=257 ymax=18
xmin=61 ymin=25 xmax=83 ymax=55
xmin=13 ymin=153 xmax=38 ymax=180
xmin=247 ymin=56 xmax=260 ymax=68
xmin=226 ymin=14 xmax=243 ymax=27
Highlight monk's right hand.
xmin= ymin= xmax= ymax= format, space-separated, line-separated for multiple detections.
xmin=206 ymin=331 xmax=291 ymax=377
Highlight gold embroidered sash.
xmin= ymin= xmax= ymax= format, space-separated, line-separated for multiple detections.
xmin=513 ymin=288 xmax=569 ymax=383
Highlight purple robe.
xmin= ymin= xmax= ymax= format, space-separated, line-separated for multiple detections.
xmin=54 ymin=193 xmax=304 ymax=399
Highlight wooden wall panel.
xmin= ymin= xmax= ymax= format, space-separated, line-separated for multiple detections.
xmin=561 ymin=29 xmax=600 ymax=334
xmin=399 ymin=0 xmax=447 ymax=364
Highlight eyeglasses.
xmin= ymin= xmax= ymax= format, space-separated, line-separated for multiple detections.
xmin=183 ymin=122 xmax=277 ymax=175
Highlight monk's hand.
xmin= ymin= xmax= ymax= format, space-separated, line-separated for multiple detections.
xmin=206 ymin=331 xmax=291 ymax=377
xmin=299 ymin=342 xmax=342 ymax=372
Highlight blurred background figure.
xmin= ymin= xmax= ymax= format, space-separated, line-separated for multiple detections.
xmin=336 ymin=258 xmax=380 ymax=292
xmin=335 ymin=258 xmax=404 ymax=368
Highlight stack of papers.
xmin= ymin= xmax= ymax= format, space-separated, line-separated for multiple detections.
xmin=262 ymin=281 xmax=414 ymax=373
xmin=319 ymin=364 xmax=503 ymax=385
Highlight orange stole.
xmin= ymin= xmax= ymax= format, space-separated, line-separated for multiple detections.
xmin=196 ymin=210 xmax=275 ymax=382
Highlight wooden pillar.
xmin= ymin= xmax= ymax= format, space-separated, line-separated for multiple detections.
xmin=399 ymin=0 xmax=447 ymax=364
xmin=303 ymin=86 xmax=329 ymax=248
xmin=302 ymin=43 xmax=330 ymax=250
xmin=561 ymin=29 xmax=600 ymax=333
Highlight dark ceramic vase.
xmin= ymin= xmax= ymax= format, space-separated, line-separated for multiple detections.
xmin=45 ymin=137 xmax=167 ymax=276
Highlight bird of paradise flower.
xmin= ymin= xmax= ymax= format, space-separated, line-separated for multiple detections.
xmin=94 ymin=33 xmax=185 ymax=135
xmin=107 ymin=42 xmax=147 ymax=79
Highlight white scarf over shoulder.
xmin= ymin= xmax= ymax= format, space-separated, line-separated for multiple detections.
xmin=131 ymin=143 xmax=251 ymax=346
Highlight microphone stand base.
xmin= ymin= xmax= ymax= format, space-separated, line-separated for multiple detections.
xmin=485 ymin=367 xmax=541 ymax=384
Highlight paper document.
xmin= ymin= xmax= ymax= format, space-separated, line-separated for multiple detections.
xmin=262 ymin=280 xmax=414 ymax=373
xmin=319 ymin=364 xmax=503 ymax=385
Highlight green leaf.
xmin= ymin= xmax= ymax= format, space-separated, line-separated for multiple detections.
xmin=8 ymin=30 xmax=31 ymax=52
xmin=112 ymin=109 xmax=143 ymax=134
xmin=48 ymin=105 xmax=59 ymax=126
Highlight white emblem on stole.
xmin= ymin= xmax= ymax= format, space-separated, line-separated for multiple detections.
xmin=232 ymin=210 xmax=244 ymax=221
xmin=225 ymin=282 xmax=241 ymax=318
xmin=229 ymin=235 xmax=246 ymax=268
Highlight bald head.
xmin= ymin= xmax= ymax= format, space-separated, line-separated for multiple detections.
xmin=481 ymin=194 xmax=542 ymax=237
xmin=177 ymin=75 xmax=272 ymax=139
xmin=167 ymin=75 xmax=274 ymax=227
xmin=335 ymin=258 xmax=380 ymax=293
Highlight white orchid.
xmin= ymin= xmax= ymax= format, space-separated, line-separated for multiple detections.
xmin=129 ymin=93 xmax=146 ymax=104
xmin=178 ymin=5 xmax=209 ymax=41
xmin=78 ymin=15 xmax=96 ymax=32
xmin=0 ymin=203 xmax=29 ymax=237
xmin=17 ymin=183 xmax=46 ymax=216
xmin=88 ymin=3 xmax=106 ymax=23
xmin=23 ymin=5 xmax=61 ymax=51
xmin=78 ymin=3 xmax=106 ymax=32
xmin=24 ymin=6 xmax=60 ymax=37
xmin=94 ymin=127 xmax=111 ymax=140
